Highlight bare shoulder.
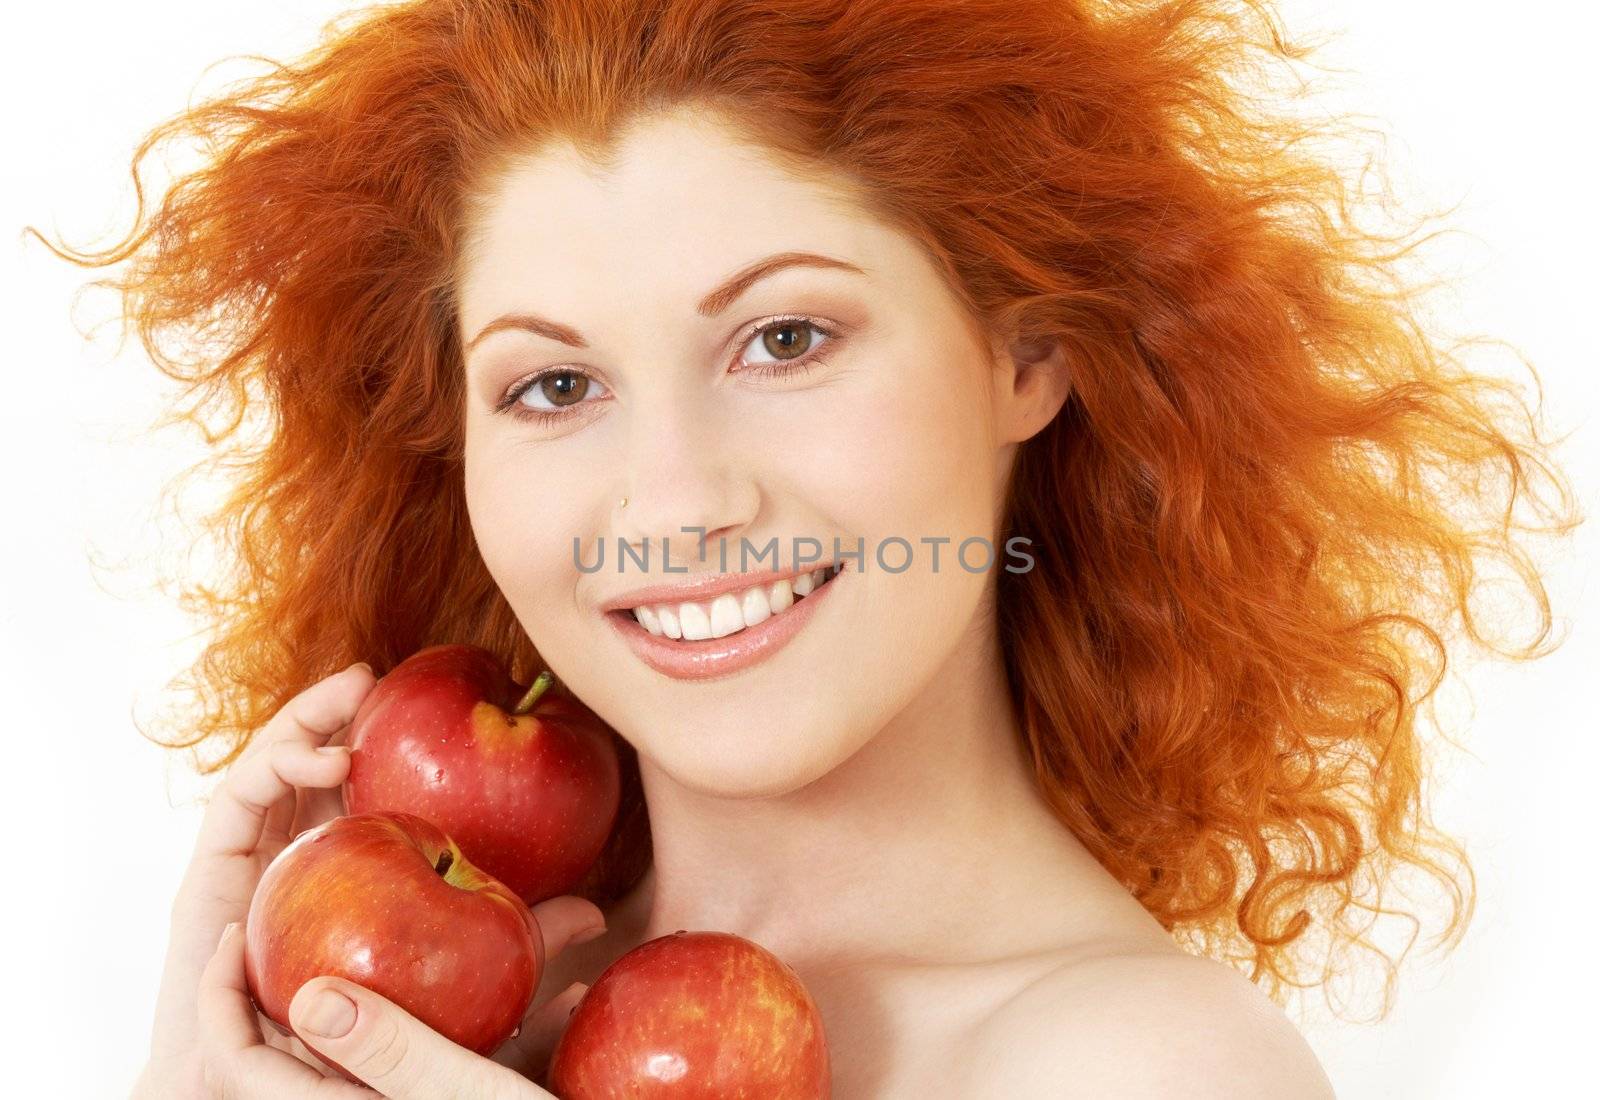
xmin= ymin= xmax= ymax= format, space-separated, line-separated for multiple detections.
xmin=962 ymin=949 xmax=1338 ymax=1099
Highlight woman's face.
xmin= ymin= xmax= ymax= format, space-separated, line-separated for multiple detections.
xmin=459 ymin=105 xmax=1026 ymax=797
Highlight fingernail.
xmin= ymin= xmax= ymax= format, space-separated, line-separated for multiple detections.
xmin=300 ymin=988 xmax=357 ymax=1039
xmin=349 ymin=661 xmax=373 ymax=675
xmin=571 ymin=923 xmax=607 ymax=946
xmin=316 ymin=745 xmax=350 ymax=756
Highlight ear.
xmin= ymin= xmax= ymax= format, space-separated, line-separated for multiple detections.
xmin=991 ymin=330 xmax=1072 ymax=444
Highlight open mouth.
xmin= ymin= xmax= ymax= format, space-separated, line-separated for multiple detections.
xmin=614 ymin=563 xmax=844 ymax=643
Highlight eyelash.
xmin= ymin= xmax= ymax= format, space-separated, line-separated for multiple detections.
xmin=493 ymin=315 xmax=843 ymax=427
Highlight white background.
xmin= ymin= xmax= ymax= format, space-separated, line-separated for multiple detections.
xmin=3 ymin=2 xmax=1595 ymax=1095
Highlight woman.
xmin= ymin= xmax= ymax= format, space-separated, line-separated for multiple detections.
xmin=40 ymin=0 xmax=1573 ymax=1096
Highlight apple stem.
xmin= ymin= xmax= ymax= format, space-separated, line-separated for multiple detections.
xmin=434 ymin=850 xmax=454 ymax=877
xmin=512 ymin=670 xmax=554 ymax=716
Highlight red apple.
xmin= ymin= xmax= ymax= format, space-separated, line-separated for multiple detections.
xmin=243 ymin=811 xmax=544 ymax=1070
xmin=549 ymin=930 xmax=832 ymax=1098
xmin=342 ymin=643 xmax=621 ymax=905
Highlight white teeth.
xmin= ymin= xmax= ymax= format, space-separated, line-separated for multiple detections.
xmin=709 ymin=593 xmax=744 ymax=638
xmin=628 ymin=565 xmax=838 ymax=642
xmin=741 ymin=587 xmax=771 ymax=628
xmin=657 ymin=604 xmax=681 ymax=639
xmin=678 ymin=601 xmax=713 ymax=641
xmin=768 ymin=577 xmax=794 ymax=612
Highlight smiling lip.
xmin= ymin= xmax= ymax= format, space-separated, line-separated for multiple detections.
xmin=604 ymin=564 xmax=844 ymax=682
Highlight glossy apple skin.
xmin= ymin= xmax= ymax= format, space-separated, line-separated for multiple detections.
xmin=549 ymin=930 xmax=832 ymax=1098
xmin=342 ymin=643 xmax=621 ymax=905
xmin=243 ymin=811 xmax=544 ymax=1071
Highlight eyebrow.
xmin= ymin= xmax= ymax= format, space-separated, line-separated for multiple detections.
xmin=462 ymin=250 xmax=866 ymax=355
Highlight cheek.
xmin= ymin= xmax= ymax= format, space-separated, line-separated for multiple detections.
xmin=463 ymin=434 xmax=592 ymax=617
xmin=795 ymin=354 xmax=994 ymax=540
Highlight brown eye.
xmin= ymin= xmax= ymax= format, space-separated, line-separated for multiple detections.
xmin=761 ymin=321 xmax=814 ymax=359
xmin=540 ymin=370 xmax=588 ymax=406
xmin=740 ymin=318 xmax=835 ymax=372
xmin=499 ymin=368 xmax=611 ymax=420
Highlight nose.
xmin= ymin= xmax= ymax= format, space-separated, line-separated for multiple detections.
xmin=611 ymin=392 xmax=755 ymax=572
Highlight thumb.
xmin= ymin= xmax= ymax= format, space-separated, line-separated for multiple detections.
xmin=289 ymin=977 xmax=552 ymax=1100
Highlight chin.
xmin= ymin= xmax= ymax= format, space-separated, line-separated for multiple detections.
xmin=641 ymin=716 xmax=866 ymax=800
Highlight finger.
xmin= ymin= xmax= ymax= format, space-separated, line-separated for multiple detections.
xmin=262 ymin=787 xmax=298 ymax=850
xmin=295 ymin=760 xmax=352 ymax=834
xmin=198 ymin=923 xmax=372 ymax=1098
xmin=193 ymin=665 xmax=372 ymax=861
xmin=237 ymin=664 xmax=368 ymax=764
xmin=265 ymin=707 xmax=360 ymax=845
xmin=289 ymin=977 xmax=552 ymax=1100
xmin=495 ymin=981 xmax=589 ymax=1080
xmin=528 ymin=895 xmax=607 ymax=964
xmin=284 ymin=677 xmax=365 ymax=835
xmin=262 ymin=1009 xmax=346 ymax=1077
xmin=195 ymin=739 xmax=353 ymax=863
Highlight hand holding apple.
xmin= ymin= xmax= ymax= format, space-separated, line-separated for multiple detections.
xmin=242 ymin=810 xmax=545 ymax=1071
xmin=136 ymin=661 xmax=375 ymax=1100
xmin=549 ymin=930 xmax=832 ymax=1098
xmin=343 ymin=643 xmax=622 ymax=905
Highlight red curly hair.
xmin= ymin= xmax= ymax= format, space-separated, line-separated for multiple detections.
xmin=31 ymin=0 xmax=1578 ymax=1020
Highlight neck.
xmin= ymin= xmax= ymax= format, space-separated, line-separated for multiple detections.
xmin=614 ymin=601 xmax=1131 ymax=971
